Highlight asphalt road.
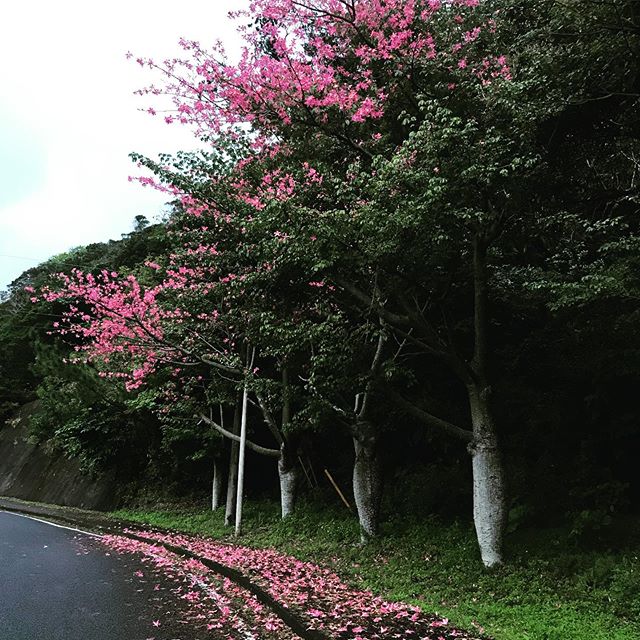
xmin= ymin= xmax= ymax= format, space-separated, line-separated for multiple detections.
xmin=0 ymin=510 xmax=205 ymax=640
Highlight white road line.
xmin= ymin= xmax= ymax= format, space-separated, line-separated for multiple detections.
xmin=0 ymin=509 xmax=104 ymax=538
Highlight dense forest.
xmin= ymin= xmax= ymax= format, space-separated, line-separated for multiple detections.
xmin=1 ymin=0 xmax=639 ymax=587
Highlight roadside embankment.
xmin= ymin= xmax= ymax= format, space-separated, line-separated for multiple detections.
xmin=0 ymin=403 xmax=115 ymax=510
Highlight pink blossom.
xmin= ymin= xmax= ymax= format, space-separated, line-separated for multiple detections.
xmin=101 ymin=531 xmax=474 ymax=640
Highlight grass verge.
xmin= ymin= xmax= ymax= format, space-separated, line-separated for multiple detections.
xmin=110 ymin=500 xmax=640 ymax=640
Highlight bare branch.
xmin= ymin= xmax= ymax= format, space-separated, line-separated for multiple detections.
xmin=357 ymin=328 xmax=387 ymax=419
xmin=335 ymin=277 xmax=412 ymax=328
xmin=254 ymin=392 xmax=286 ymax=447
xmin=199 ymin=413 xmax=280 ymax=457
xmin=386 ymin=389 xmax=473 ymax=444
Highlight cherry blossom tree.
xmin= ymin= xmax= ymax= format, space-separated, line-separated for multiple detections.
xmin=39 ymin=150 xmax=329 ymax=523
xmin=125 ymin=0 xmax=516 ymax=564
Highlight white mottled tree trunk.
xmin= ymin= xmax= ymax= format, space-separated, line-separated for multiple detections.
xmin=352 ymin=424 xmax=382 ymax=543
xmin=278 ymin=446 xmax=298 ymax=519
xmin=211 ymin=458 xmax=224 ymax=511
xmin=468 ymin=384 xmax=506 ymax=568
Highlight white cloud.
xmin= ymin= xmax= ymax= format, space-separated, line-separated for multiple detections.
xmin=0 ymin=0 xmax=246 ymax=290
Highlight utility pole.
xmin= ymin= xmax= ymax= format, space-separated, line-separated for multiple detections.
xmin=235 ymin=346 xmax=255 ymax=536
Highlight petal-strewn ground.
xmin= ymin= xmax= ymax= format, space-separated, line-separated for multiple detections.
xmin=102 ymin=530 xmax=485 ymax=640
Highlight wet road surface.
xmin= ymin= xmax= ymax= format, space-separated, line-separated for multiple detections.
xmin=0 ymin=510 xmax=206 ymax=640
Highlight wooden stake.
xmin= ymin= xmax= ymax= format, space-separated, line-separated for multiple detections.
xmin=298 ymin=456 xmax=313 ymax=489
xmin=308 ymin=457 xmax=319 ymax=487
xmin=324 ymin=468 xmax=351 ymax=510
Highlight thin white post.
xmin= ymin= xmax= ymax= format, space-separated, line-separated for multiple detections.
xmin=235 ymin=347 xmax=255 ymax=536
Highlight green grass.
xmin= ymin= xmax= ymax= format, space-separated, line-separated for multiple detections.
xmin=110 ymin=500 xmax=640 ymax=640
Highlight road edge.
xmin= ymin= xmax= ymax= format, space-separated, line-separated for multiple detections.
xmin=0 ymin=496 xmax=328 ymax=640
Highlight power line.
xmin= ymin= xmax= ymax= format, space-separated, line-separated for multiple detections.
xmin=0 ymin=254 xmax=49 ymax=262
xmin=0 ymin=253 xmax=90 ymax=268
xmin=0 ymin=253 xmax=123 ymax=270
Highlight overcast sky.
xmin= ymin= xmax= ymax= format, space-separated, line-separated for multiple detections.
xmin=0 ymin=0 xmax=245 ymax=292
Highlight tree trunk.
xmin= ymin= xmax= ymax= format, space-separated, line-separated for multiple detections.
xmin=352 ymin=422 xmax=382 ymax=543
xmin=224 ymin=398 xmax=241 ymax=527
xmin=278 ymin=443 xmax=298 ymax=519
xmin=211 ymin=457 xmax=224 ymax=511
xmin=467 ymin=233 xmax=507 ymax=567
xmin=468 ymin=383 xmax=506 ymax=568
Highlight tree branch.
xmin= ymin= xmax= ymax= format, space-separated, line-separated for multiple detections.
xmin=386 ymin=389 xmax=473 ymax=443
xmin=199 ymin=413 xmax=281 ymax=457
xmin=254 ymin=392 xmax=286 ymax=447
xmin=472 ymin=234 xmax=488 ymax=379
xmin=282 ymin=365 xmax=291 ymax=429
xmin=357 ymin=328 xmax=386 ymax=420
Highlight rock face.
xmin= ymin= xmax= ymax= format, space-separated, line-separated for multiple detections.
xmin=0 ymin=403 xmax=115 ymax=510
